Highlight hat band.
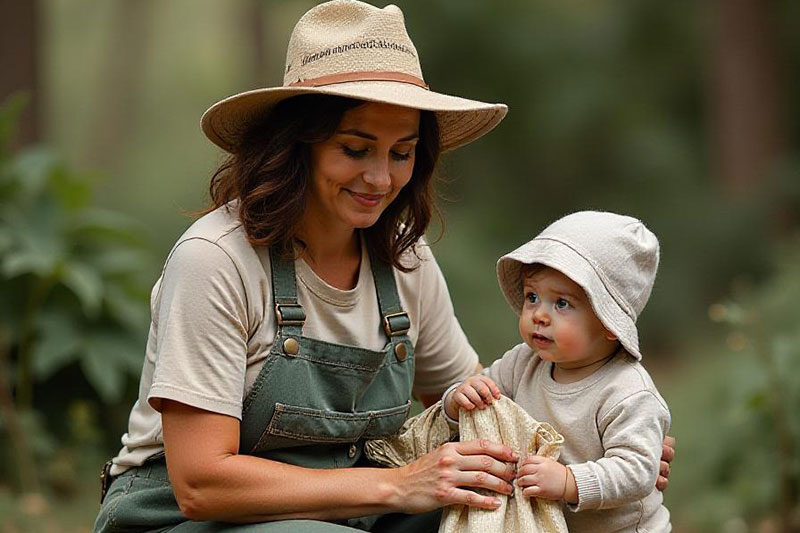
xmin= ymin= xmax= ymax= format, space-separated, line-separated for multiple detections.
xmin=287 ymin=70 xmax=429 ymax=90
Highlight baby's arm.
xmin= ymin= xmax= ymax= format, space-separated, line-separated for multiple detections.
xmin=568 ymin=391 xmax=670 ymax=510
xmin=517 ymin=391 xmax=669 ymax=506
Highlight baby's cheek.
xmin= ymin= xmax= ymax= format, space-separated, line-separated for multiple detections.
xmin=554 ymin=328 xmax=587 ymax=355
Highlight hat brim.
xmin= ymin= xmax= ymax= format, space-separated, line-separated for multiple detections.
xmin=201 ymin=81 xmax=507 ymax=153
xmin=497 ymin=239 xmax=642 ymax=360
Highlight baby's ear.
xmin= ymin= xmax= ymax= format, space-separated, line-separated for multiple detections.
xmin=605 ymin=331 xmax=618 ymax=341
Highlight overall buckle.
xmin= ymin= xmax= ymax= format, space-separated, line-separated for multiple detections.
xmin=275 ymin=303 xmax=306 ymax=326
xmin=383 ymin=311 xmax=410 ymax=337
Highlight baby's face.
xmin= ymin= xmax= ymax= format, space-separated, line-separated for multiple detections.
xmin=519 ymin=266 xmax=617 ymax=368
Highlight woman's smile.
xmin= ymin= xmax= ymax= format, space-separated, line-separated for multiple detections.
xmin=346 ymin=190 xmax=387 ymax=207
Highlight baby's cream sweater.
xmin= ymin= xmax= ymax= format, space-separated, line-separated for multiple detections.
xmin=484 ymin=345 xmax=671 ymax=533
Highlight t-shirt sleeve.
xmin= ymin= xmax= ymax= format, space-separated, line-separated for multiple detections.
xmin=410 ymin=246 xmax=479 ymax=396
xmin=147 ymin=237 xmax=249 ymax=419
xmin=568 ymin=391 xmax=671 ymax=511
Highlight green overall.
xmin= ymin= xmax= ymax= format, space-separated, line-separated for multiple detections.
xmin=93 ymin=247 xmax=442 ymax=533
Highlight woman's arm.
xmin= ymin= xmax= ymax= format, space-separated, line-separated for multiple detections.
xmin=162 ymin=400 xmax=518 ymax=523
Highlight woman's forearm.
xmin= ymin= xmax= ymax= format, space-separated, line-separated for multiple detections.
xmin=174 ymin=453 xmax=402 ymax=522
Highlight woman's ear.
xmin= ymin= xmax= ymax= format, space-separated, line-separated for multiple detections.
xmin=605 ymin=331 xmax=618 ymax=341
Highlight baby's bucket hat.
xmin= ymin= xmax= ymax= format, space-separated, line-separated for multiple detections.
xmin=201 ymin=0 xmax=507 ymax=153
xmin=496 ymin=211 xmax=660 ymax=360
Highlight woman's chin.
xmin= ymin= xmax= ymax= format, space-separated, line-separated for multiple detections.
xmin=344 ymin=210 xmax=384 ymax=229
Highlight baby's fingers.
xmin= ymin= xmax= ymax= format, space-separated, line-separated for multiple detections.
xmin=458 ymin=385 xmax=488 ymax=409
xmin=472 ymin=377 xmax=500 ymax=405
xmin=453 ymin=391 xmax=476 ymax=410
xmin=480 ymin=376 xmax=502 ymax=399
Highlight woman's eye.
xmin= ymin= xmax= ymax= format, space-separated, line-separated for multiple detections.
xmin=342 ymin=145 xmax=368 ymax=158
xmin=526 ymin=292 xmax=538 ymax=304
xmin=556 ymin=298 xmax=570 ymax=310
xmin=391 ymin=149 xmax=413 ymax=161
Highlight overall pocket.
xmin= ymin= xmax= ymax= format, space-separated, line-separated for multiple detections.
xmin=255 ymin=401 xmax=411 ymax=451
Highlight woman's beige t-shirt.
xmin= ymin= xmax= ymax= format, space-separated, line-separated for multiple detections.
xmin=110 ymin=205 xmax=478 ymax=474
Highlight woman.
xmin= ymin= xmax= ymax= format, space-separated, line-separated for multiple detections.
xmin=94 ymin=2 xmax=673 ymax=532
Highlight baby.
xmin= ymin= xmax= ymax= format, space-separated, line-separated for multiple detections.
xmin=444 ymin=211 xmax=671 ymax=532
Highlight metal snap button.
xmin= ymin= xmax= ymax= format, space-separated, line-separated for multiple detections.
xmin=394 ymin=342 xmax=407 ymax=361
xmin=283 ymin=338 xmax=299 ymax=356
xmin=348 ymin=444 xmax=357 ymax=458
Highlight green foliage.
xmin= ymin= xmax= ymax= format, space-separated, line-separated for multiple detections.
xmin=665 ymin=241 xmax=800 ymax=530
xmin=0 ymin=97 xmax=154 ymax=498
xmin=0 ymin=103 xmax=151 ymax=406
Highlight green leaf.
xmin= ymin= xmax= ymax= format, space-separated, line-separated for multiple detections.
xmin=0 ymin=226 xmax=12 ymax=253
xmin=745 ymin=391 xmax=767 ymax=411
xmin=81 ymin=340 xmax=124 ymax=403
xmin=81 ymin=332 xmax=144 ymax=402
xmin=67 ymin=208 xmax=148 ymax=247
xmin=105 ymin=285 xmax=149 ymax=332
xmin=81 ymin=248 xmax=151 ymax=276
xmin=11 ymin=147 xmax=58 ymax=199
xmin=0 ymin=92 xmax=29 ymax=149
xmin=60 ymin=261 xmax=104 ymax=317
xmin=1 ymin=248 xmax=56 ymax=278
xmin=32 ymin=311 xmax=82 ymax=380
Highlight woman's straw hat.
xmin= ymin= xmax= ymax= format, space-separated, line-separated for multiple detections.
xmin=201 ymin=0 xmax=508 ymax=153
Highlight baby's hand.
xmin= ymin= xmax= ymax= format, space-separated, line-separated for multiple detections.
xmin=516 ymin=455 xmax=575 ymax=502
xmin=443 ymin=375 xmax=501 ymax=420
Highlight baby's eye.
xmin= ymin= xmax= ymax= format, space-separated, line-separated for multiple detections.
xmin=526 ymin=292 xmax=538 ymax=304
xmin=556 ymin=298 xmax=570 ymax=310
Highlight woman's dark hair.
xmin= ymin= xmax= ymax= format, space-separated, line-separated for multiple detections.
xmin=205 ymin=94 xmax=441 ymax=272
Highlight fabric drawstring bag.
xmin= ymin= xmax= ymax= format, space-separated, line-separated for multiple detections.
xmin=366 ymin=396 xmax=569 ymax=533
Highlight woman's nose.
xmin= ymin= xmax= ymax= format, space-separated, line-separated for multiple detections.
xmin=362 ymin=153 xmax=392 ymax=189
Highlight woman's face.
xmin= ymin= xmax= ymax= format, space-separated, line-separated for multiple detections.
xmin=307 ymin=102 xmax=421 ymax=232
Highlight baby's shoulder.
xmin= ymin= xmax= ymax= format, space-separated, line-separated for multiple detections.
xmin=600 ymin=355 xmax=669 ymax=414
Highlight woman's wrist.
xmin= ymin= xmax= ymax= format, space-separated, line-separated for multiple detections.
xmin=379 ymin=463 xmax=408 ymax=512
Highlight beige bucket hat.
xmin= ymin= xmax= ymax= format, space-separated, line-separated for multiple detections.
xmin=496 ymin=211 xmax=660 ymax=360
xmin=201 ymin=0 xmax=508 ymax=153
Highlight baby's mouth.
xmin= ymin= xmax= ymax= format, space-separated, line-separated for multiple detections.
xmin=531 ymin=332 xmax=553 ymax=346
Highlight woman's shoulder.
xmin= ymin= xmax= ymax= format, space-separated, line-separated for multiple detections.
xmin=162 ymin=203 xmax=264 ymax=282
xmin=175 ymin=203 xmax=244 ymax=247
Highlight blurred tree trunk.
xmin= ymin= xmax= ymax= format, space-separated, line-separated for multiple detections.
xmin=246 ymin=0 xmax=269 ymax=87
xmin=0 ymin=0 xmax=42 ymax=495
xmin=84 ymin=0 xmax=153 ymax=173
xmin=708 ymin=0 xmax=787 ymax=198
xmin=0 ymin=0 xmax=40 ymax=148
xmin=709 ymin=3 xmax=796 ymax=527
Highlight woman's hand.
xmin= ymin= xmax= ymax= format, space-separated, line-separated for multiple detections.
xmin=657 ymin=435 xmax=676 ymax=491
xmin=391 ymin=438 xmax=518 ymax=513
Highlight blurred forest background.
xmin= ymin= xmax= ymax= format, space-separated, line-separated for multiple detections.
xmin=1 ymin=0 xmax=799 ymax=531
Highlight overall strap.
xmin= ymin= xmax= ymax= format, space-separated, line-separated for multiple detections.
xmin=269 ymin=246 xmax=305 ymax=337
xmin=368 ymin=248 xmax=410 ymax=342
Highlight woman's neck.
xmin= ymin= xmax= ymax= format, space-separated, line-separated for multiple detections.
xmin=296 ymin=218 xmax=361 ymax=290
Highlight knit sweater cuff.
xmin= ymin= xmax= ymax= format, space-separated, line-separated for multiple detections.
xmin=567 ymin=463 xmax=602 ymax=511
xmin=441 ymin=382 xmax=462 ymax=431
